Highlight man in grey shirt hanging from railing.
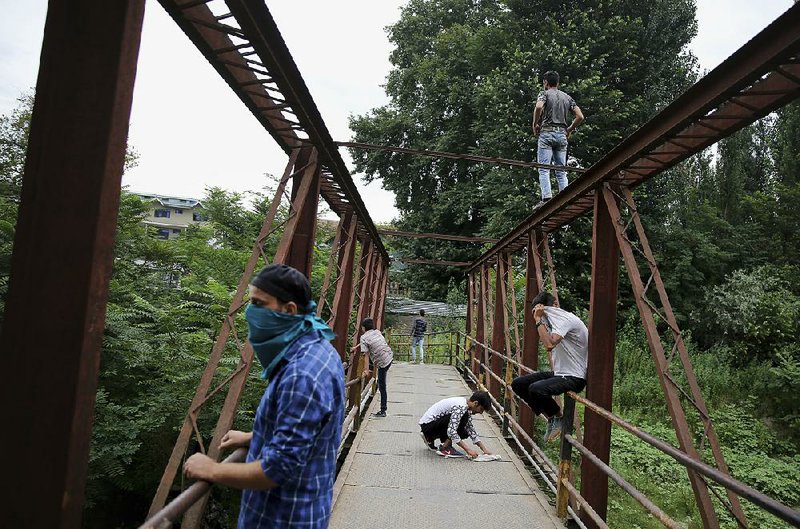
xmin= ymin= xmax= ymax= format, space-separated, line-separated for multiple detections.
xmin=533 ymin=70 xmax=584 ymax=208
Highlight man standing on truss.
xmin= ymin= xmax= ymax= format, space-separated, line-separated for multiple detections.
xmin=533 ymin=70 xmax=584 ymax=208
xmin=511 ymin=291 xmax=588 ymax=442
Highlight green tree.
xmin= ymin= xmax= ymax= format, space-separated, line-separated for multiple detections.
xmin=349 ymin=0 xmax=698 ymax=299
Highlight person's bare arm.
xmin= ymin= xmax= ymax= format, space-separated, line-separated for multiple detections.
xmin=533 ymin=101 xmax=545 ymax=135
xmin=533 ymin=304 xmax=563 ymax=368
xmin=475 ymin=440 xmax=492 ymax=455
xmin=456 ymin=440 xmax=479 ymax=458
xmin=184 ymin=454 xmax=277 ymax=490
xmin=567 ymin=106 xmax=584 ymax=138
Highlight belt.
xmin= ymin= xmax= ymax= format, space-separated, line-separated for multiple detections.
xmin=540 ymin=125 xmax=567 ymax=131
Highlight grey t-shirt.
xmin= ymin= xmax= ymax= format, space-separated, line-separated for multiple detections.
xmin=537 ymin=88 xmax=577 ymax=128
xmin=543 ymin=306 xmax=588 ymax=379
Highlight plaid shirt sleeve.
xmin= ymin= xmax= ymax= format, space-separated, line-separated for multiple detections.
xmin=257 ymin=370 xmax=332 ymax=485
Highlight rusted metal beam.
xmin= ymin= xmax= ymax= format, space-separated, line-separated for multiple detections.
xmin=337 ymin=140 xmax=585 ymax=173
xmin=602 ymin=185 xmax=720 ymax=528
xmin=284 ymin=146 xmax=321 ymax=276
xmin=569 ymin=392 xmax=800 ymax=527
xmin=569 ymin=435 xmax=682 ymax=529
xmin=580 ymin=191 xmax=621 ymax=527
xmin=374 ymin=261 xmax=390 ymax=329
xmin=396 ymin=258 xmax=472 ymax=267
xmin=619 ymin=187 xmax=747 ymax=526
xmin=520 ymin=231 xmax=543 ymax=446
xmin=140 ymin=449 xmax=247 ymax=529
xmin=316 ymin=215 xmax=346 ymax=317
xmin=468 ymin=3 xmax=800 ymax=271
xmin=475 ymin=266 xmax=488 ymax=381
xmin=330 ymin=213 xmax=358 ymax=359
xmin=0 ymin=2 xmax=145 ymax=527
xmin=489 ymin=256 xmax=508 ymax=400
xmin=377 ymin=228 xmax=499 ymax=243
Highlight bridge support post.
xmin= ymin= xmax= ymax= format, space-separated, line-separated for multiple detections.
xmin=330 ymin=213 xmax=358 ymax=359
xmin=579 ymin=189 xmax=620 ymax=527
xmin=557 ymin=395 xmax=577 ymax=520
xmin=520 ymin=231 xmax=545 ymax=446
xmin=475 ymin=265 xmax=488 ymax=383
xmin=490 ymin=255 xmax=508 ymax=400
xmin=0 ymin=2 xmax=145 ymax=527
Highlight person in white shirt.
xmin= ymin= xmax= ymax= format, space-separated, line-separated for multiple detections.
xmin=511 ymin=291 xmax=588 ymax=443
xmin=360 ymin=318 xmax=393 ymax=417
xmin=418 ymin=392 xmax=493 ymax=458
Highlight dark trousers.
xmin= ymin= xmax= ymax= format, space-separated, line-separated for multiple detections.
xmin=511 ymin=371 xmax=586 ymax=418
xmin=420 ymin=412 xmax=469 ymax=444
xmin=377 ymin=362 xmax=391 ymax=412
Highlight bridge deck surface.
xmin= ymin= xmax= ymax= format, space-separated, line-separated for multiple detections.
xmin=331 ymin=363 xmax=562 ymax=529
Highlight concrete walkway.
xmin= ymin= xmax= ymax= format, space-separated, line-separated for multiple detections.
xmin=330 ymin=362 xmax=562 ymax=529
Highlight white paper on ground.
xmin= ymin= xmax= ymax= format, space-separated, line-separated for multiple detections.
xmin=472 ymin=454 xmax=502 ymax=462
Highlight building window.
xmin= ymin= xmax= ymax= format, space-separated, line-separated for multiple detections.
xmin=193 ymin=212 xmax=208 ymax=222
xmin=175 ymin=208 xmax=183 ymax=214
xmin=154 ymin=209 xmax=170 ymax=218
xmin=156 ymin=228 xmax=170 ymax=239
xmin=172 ymin=228 xmax=181 ymax=234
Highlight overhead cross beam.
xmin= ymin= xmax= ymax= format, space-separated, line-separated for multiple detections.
xmin=469 ymin=2 xmax=800 ymax=271
xmin=378 ymin=229 xmax=499 ymax=243
xmin=338 ymin=140 xmax=584 ymax=173
xmin=396 ymin=258 xmax=472 ymax=267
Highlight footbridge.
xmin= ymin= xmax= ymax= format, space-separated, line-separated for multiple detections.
xmin=2 ymin=1 xmax=800 ymax=528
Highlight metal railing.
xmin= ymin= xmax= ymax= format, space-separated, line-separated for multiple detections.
xmin=385 ymin=330 xmax=458 ymax=365
xmin=455 ymin=331 xmax=800 ymax=528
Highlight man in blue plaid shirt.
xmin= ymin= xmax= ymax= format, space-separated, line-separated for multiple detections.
xmin=184 ymin=264 xmax=345 ymax=528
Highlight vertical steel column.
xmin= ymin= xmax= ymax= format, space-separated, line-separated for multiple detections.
xmin=475 ymin=266 xmax=487 ymax=379
xmin=490 ymin=255 xmax=508 ymax=400
xmin=465 ymin=271 xmax=474 ymax=371
xmin=602 ymin=185 xmax=720 ymax=529
xmin=277 ymin=147 xmax=320 ymax=277
xmin=346 ymin=241 xmax=375 ymax=431
xmin=520 ymin=231 xmax=545 ymax=442
xmin=0 ymin=3 xmax=145 ymax=527
xmin=316 ymin=216 xmax=346 ymax=317
xmin=374 ymin=260 xmax=389 ymax=329
xmin=329 ymin=213 xmax=358 ymax=359
xmin=580 ymin=191 xmax=621 ymax=528
xmin=149 ymin=150 xmax=301 ymax=517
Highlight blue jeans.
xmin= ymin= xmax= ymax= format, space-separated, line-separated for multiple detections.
xmin=537 ymin=129 xmax=569 ymax=199
xmin=411 ymin=336 xmax=424 ymax=363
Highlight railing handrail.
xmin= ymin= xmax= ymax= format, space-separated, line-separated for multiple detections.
xmin=138 ymin=448 xmax=247 ymax=529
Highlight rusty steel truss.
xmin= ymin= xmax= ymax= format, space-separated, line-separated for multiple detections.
xmin=462 ymin=4 xmax=800 ymax=528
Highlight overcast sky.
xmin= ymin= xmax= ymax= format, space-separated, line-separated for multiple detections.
xmin=0 ymin=0 xmax=794 ymax=223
